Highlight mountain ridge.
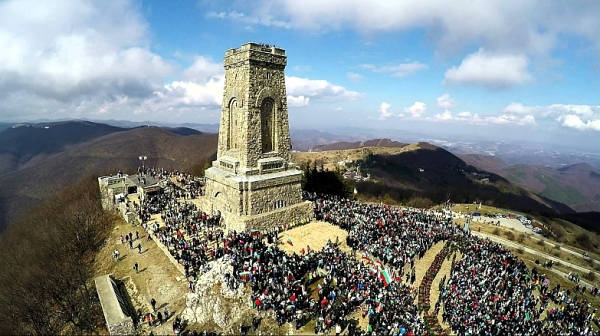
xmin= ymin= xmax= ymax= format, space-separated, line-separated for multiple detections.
xmin=0 ymin=126 xmax=217 ymax=231
xmin=463 ymin=154 xmax=600 ymax=212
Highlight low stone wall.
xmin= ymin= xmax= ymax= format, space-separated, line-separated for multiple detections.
xmin=149 ymin=234 xmax=186 ymax=277
xmin=95 ymin=275 xmax=135 ymax=335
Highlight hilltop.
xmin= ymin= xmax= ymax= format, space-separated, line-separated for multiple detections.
xmin=295 ymin=141 xmax=574 ymax=216
xmin=0 ymin=125 xmax=217 ymax=231
xmin=1 ymin=135 xmax=599 ymax=335
xmin=0 ymin=121 xmax=126 ymax=175
xmin=311 ymin=138 xmax=407 ymax=151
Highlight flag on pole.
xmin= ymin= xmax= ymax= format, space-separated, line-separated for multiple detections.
xmin=380 ymin=268 xmax=392 ymax=286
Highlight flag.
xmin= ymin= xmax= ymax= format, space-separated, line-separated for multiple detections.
xmin=251 ymin=229 xmax=261 ymax=237
xmin=380 ymin=268 xmax=392 ymax=286
xmin=239 ymin=271 xmax=251 ymax=280
xmin=287 ymin=237 xmax=293 ymax=246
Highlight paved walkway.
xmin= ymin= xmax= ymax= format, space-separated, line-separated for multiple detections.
xmin=472 ymin=231 xmax=599 ymax=281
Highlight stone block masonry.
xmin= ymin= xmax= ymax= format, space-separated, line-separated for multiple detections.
xmin=202 ymin=42 xmax=314 ymax=231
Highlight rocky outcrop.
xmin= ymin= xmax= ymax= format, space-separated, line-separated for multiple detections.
xmin=181 ymin=258 xmax=251 ymax=331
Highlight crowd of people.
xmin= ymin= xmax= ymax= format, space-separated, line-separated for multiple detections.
xmin=134 ymin=182 xmax=225 ymax=285
xmin=440 ymin=234 xmax=597 ymax=335
xmin=122 ymin=169 xmax=599 ymax=335
xmin=225 ymin=229 xmax=423 ymax=334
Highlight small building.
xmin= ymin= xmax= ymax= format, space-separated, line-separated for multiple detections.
xmin=98 ymin=173 xmax=166 ymax=211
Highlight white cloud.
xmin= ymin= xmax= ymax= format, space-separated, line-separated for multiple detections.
xmin=0 ymin=0 xmax=361 ymax=122
xmin=483 ymin=114 xmax=536 ymax=126
xmin=378 ymin=102 xmax=393 ymax=120
xmin=558 ymin=114 xmax=600 ymax=131
xmin=287 ymin=95 xmax=310 ymax=107
xmin=444 ymin=49 xmax=532 ymax=89
xmin=206 ymin=11 xmax=291 ymax=29
xmin=501 ymin=102 xmax=600 ymax=131
xmin=436 ymin=93 xmax=455 ymax=110
xmin=547 ymin=104 xmax=598 ymax=117
xmin=0 ymin=0 xmax=172 ymax=104
xmin=182 ymin=56 xmax=223 ymax=82
xmin=434 ymin=110 xmax=453 ymax=121
xmin=285 ymin=76 xmax=363 ymax=103
xmin=404 ymin=101 xmax=426 ymax=118
xmin=425 ymin=96 xmax=536 ymax=126
xmin=346 ymin=72 xmax=363 ymax=81
xmin=218 ymin=1 xmax=600 ymax=56
xmin=162 ymin=79 xmax=223 ymax=106
xmin=360 ymin=62 xmax=427 ymax=77
xmin=503 ymin=102 xmax=535 ymax=115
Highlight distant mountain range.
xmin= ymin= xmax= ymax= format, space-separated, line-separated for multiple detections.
xmin=0 ymin=120 xmax=597 ymax=233
xmin=462 ymin=154 xmax=600 ymax=212
xmin=0 ymin=121 xmax=216 ymax=231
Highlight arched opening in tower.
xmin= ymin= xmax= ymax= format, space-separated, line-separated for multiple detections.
xmin=261 ymin=98 xmax=275 ymax=153
xmin=227 ymin=98 xmax=238 ymax=150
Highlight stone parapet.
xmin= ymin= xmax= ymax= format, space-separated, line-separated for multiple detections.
xmin=94 ymin=275 xmax=135 ymax=335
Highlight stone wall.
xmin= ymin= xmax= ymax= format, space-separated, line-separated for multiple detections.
xmin=95 ymin=275 xmax=135 ymax=335
xmin=203 ymin=167 xmax=243 ymax=215
xmin=247 ymin=178 xmax=303 ymax=215
xmin=235 ymin=200 xmax=314 ymax=232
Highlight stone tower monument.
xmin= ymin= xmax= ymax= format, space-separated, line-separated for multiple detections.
xmin=203 ymin=42 xmax=314 ymax=231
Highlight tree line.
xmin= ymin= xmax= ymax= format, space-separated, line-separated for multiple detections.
xmin=300 ymin=160 xmax=353 ymax=198
xmin=0 ymin=177 xmax=116 ymax=334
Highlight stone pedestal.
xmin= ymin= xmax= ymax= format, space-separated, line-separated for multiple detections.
xmin=202 ymin=165 xmax=314 ymax=232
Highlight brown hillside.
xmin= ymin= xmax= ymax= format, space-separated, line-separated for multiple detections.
xmin=460 ymin=154 xmax=508 ymax=176
xmin=465 ymin=155 xmax=600 ymax=212
xmin=312 ymin=138 xmax=407 ymax=151
xmin=0 ymin=127 xmax=217 ymax=231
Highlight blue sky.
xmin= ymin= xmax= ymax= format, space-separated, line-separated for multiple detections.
xmin=0 ymin=0 xmax=599 ymax=148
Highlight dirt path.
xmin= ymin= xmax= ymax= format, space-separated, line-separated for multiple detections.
xmin=278 ymin=221 xmax=350 ymax=255
xmin=94 ymin=218 xmax=189 ymax=335
xmin=410 ymin=241 xmax=446 ymax=304
xmin=430 ymin=250 xmax=462 ymax=329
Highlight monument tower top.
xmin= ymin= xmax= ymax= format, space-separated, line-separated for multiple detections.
xmin=216 ymin=42 xmax=291 ymax=176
